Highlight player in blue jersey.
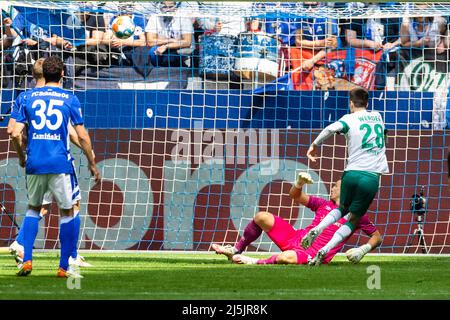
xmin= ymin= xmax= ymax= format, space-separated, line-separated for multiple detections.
xmin=11 ymin=56 xmax=100 ymax=278
xmin=7 ymin=59 xmax=92 ymax=269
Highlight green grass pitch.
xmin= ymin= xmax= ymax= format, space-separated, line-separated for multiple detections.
xmin=1 ymin=253 xmax=449 ymax=299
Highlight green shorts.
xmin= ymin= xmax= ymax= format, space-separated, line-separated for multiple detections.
xmin=339 ymin=170 xmax=380 ymax=217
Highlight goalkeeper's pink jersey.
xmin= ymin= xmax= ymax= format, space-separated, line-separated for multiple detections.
xmin=301 ymin=196 xmax=377 ymax=263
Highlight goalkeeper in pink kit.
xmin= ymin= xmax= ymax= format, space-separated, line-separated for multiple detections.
xmin=212 ymin=173 xmax=382 ymax=265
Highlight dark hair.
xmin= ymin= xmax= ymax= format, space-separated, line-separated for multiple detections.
xmin=349 ymin=87 xmax=369 ymax=109
xmin=43 ymin=56 xmax=64 ymax=83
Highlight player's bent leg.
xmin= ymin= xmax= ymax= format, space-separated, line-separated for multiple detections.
xmin=275 ymin=250 xmax=298 ymax=264
xmin=348 ymin=213 xmax=362 ymax=227
xmin=212 ymin=212 xmax=271 ymax=259
xmin=213 ymin=212 xmax=293 ymax=261
xmin=311 ymin=215 xmax=361 ymax=266
xmin=253 ymin=211 xmax=275 ymax=232
xmin=233 ymin=211 xmax=271 ymax=253
xmin=301 ymin=208 xmax=343 ymax=249
xmin=266 ymin=215 xmax=298 ymax=252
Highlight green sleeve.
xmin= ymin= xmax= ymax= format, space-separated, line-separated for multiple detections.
xmin=339 ymin=120 xmax=349 ymax=134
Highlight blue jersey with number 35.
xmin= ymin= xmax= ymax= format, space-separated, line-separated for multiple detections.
xmin=15 ymin=86 xmax=84 ymax=175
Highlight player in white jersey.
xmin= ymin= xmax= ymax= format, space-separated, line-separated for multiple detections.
xmin=301 ymin=87 xmax=389 ymax=266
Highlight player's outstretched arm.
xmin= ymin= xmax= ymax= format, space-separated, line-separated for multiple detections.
xmin=307 ymin=121 xmax=344 ymax=162
xmin=11 ymin=122 xmax=26 ymax=167
xmin=74 ymin=124 xmax=101 ymax=183
xmin=289 ymin=172 xmax=313 ymax=206
xmin=346 ymin=230 xmax=382 ymax=264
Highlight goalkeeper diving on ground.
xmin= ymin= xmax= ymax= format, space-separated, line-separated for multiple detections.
xmin=212 ymin=172 xmax=382 ymax=265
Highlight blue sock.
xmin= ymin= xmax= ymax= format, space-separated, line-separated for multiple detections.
xmin=71 ymin=212 xmax=80 ymax=259
xmin=22 ymin=210 xmax=40 ymax=262
xmin=16 ymin=221 xmax=26 ymax=246
xmin=59 ymin=216 xmax=76 ymax=270
xmin=17 ymin=215 xmax=42 ymax=246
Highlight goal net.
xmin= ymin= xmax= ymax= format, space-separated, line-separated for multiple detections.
xmin=0 ymin=1 xmax=449 ymax=254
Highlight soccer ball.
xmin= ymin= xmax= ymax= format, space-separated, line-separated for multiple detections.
xmin=111 ymin=16 xmax=135 ymax=39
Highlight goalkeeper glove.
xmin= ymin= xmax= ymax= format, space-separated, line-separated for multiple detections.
xmin=295 ymin=172 xmax=314 ymax=189
xmin=345 ymin=244 xmax=372 ymax=264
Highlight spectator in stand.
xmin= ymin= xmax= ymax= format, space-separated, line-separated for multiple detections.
xmin=102 ymin=4 xmax=147 ymax=66
xmin=289 ymin=2 xmax=339 ymax=90
xmin=336 ymin=3 xmax=403 ymax=90
xmin=145 ymin=1 xmax=194 ymax=67
xmin=339 ymin=3 xmax=401 ymax=51
xmin=55 ymin=4 xmax=109 ymax=80
xmin=255 ymin=2 xmax=302 ymax=75
xmin=400 ymin=3 xmax=447 ymax=58
xmin=72 ymin=8 xmax=107 ymax=52
xmin=1 ymin=16 xmax=14 ymax=50
xmin=5 ymin=9 xmax=66 ymax=56
xmin=234 ymin=16 xmax=280 ymax=83
xmin=197 ymin=15 xmax=245 ymax=78
xmin=264 ymin=14 xmax=299 ymax=48
xmin=3 ymin=9 xmax=71 ymax=87
xmin=198 ymin=16 xmax=245 ymax=38
xmin=179 ymin=1 xmax=201 ymax=65
xmin=1 ymin=16 xmax=14 ymax=88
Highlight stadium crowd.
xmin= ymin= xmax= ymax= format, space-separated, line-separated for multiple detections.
xmin=1 ymin=1 xmax=449 ymax=90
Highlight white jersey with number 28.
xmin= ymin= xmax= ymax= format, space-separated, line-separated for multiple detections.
xmin=338 ymin=110 xmax=389 ymax=174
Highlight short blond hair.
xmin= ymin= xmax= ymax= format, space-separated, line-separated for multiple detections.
xmin=32 ymin=58 xmax=46 ymax=81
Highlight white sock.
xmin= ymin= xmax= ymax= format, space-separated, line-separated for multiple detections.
xmin=60 ymin=215 xmax=74 ymax=225
xmin=322 ymin=223 xmax=354 ymax=253
xmin=26 ymin=209 xmax=40 ymax=218
xmin=314 ymin=208 xmax=342 ymax=234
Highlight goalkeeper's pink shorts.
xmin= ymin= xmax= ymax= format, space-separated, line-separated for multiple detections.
xmin=266 ymin=215 xmax=329 ymax=265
